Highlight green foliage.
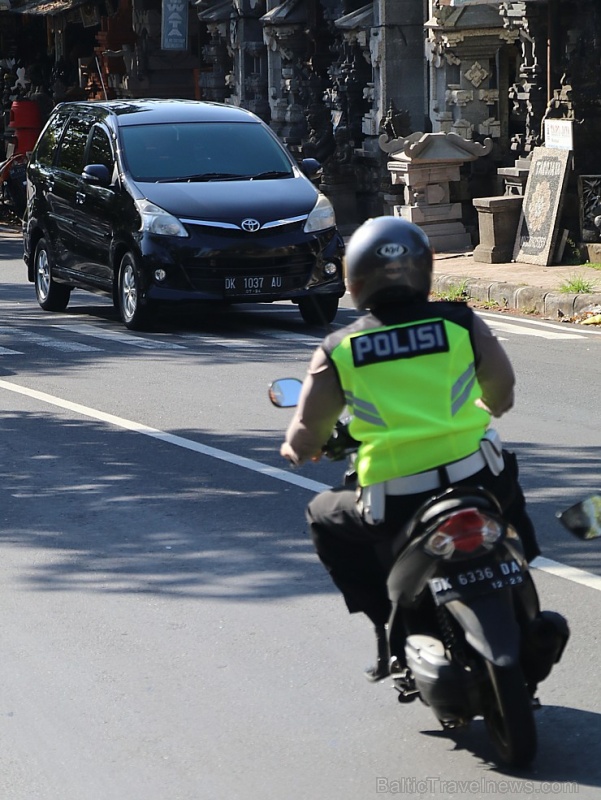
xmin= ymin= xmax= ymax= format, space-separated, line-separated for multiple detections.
xmin=558 ymin=275 xmax=597 ymax=294
xmin=435 ymin=281 xmax=470 ymax=302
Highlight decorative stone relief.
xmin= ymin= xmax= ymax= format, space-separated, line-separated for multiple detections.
xmin=464 ymin=61 xmax=488 ymax=89
xmin=446 ymin=85 xmax=473 ymax=108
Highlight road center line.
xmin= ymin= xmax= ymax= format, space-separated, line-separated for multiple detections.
xmin=0 ymin=377 xmax=595 ymax=591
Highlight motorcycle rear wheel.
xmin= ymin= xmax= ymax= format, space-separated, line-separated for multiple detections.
xmin=483 ymin=662 xmax=537 ymax=768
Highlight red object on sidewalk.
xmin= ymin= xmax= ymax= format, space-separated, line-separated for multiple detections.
xmin=8 ymin=99 xmax=43 ymax=155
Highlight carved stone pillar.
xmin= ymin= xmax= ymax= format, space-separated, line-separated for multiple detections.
xmin=261 ymin=0 xmax=309 ymax=147
xmin=499 ymin=1 xmax=548 ymax=158
xmin=197 ymin=1 xmax=235 ymax=103
xmin=228 ymin=0 xmax=270 ymax=120
xmin=318 ymin=4 xmax=374 ymax=221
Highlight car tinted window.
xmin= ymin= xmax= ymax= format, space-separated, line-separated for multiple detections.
xmin=87 ymin=126 xmax=114 ymax=174
xmin=120 ymin=122 xmax=294 ymax=182
xmin=34 ymin=113 xmax=68 ymax=167
xmin=56 ymin=113 xmax=94 ymax=174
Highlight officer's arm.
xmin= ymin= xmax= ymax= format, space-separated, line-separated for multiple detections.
xmin=472 ymin=314 xmax=515 ymax=417
xmin=281 ymin=347 xmax=346 ymax=465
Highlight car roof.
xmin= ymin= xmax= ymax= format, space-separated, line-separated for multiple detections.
xmin=54 ymin=99 xmax=261 ymax=127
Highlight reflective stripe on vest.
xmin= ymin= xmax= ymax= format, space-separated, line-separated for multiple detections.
xmin=329 ymin=316 xmax=490 ymax=486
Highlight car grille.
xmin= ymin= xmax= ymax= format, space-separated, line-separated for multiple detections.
xmin=184 ymin=219 xmax=306 ymax=238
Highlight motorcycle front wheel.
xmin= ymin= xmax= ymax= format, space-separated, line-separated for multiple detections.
xmin=483 ymin=662 xmax=537 ymax=768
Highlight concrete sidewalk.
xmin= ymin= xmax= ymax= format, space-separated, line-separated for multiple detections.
xmin=433 ymin=250 xmax=601 ymax=319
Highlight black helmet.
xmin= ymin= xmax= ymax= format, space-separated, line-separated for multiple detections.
xmin=345 ymin=216 xmax=433 ymax=309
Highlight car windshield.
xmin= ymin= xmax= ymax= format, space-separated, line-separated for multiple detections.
xmin=120 ymin=121 xmax=295 ymax=183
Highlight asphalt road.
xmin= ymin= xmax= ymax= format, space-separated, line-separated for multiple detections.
xmin=0 ymin=232 xmax=600 ymax=799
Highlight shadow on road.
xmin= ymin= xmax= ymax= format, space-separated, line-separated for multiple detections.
xmin=420 ymin=704 xmax=600 ymax=790
xmin=0 ymin=407 xmax=334 ymax=600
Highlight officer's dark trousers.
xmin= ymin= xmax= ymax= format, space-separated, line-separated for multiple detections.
xmin=306 ymin=452 xmax=540 ymax=628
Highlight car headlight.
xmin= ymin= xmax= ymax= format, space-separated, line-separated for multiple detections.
xmin=304 ymin=193 xmax=336 ymax=233
xmin=135 ymin=199 xmax=188 ymax=237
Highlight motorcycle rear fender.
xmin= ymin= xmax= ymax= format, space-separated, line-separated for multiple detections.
xmin=445 ymin=589 xmax=521 ymax=667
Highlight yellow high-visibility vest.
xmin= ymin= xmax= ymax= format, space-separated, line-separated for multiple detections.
xmin=325 ymin=306 xmax=490 ymax=487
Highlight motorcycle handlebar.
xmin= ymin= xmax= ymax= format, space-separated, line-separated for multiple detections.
xmin=322 ymin=420 xmax=360 ymax=461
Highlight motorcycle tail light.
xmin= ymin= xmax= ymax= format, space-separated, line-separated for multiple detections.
xmin=425 ymin=508 xmax=503 ymax=559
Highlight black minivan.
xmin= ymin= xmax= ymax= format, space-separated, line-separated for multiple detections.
xmin=23 ymin=99 xmax=345 ymax=329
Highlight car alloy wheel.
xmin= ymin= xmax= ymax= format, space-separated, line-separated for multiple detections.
xmin=118 ymin=252 xmax=154 ymax=330
xmin=34 ymin=237 xmax=71 ymax=311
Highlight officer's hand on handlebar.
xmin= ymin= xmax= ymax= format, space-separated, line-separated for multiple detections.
xmin=280 ymin=441 xmax=322 ymax=466
xmin=280 ymin=441 xmax=299 ymax=465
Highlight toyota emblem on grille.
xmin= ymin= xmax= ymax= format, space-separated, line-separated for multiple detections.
xmin=241 ymin=218 xmax=261 ymax=233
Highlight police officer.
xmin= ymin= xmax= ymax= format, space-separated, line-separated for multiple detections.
xmin=280 ymin=216 xmax=540 ymax=681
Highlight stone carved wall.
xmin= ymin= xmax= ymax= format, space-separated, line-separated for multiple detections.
xmin=499 ymin=1 xmax=548 ymax=158
xmin=190 ymin=0 xmax=601 ymax=236
xmin=426 ymin=2 xmax=518 ymax=155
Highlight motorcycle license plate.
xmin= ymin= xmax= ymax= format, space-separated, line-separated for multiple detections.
xmin=225 ymin=275 xmax=287 ymax=295
xmin=428 ymin=560 xmax=524 ymax=606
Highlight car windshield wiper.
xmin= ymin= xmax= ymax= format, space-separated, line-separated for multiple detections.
xmin=156 ymin=170 xmax=293 ymax=183
xmin=249 ymin=170 xmax=293 ymax=180
xmin=156 ymin=173 xmax=248 ymax=183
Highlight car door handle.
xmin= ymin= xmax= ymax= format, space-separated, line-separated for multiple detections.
xmin=75 ymin=191 xmax=86 ymax=205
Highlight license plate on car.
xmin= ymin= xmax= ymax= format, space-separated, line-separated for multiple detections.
xmin=428 ymin=560 xmax=525 ymax=606
xmin=225 ymin=276 xmax=286 ymax=295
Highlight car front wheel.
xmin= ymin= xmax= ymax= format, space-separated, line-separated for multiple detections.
xmin=34 ymin=238 xmax=71 ymax=311
xmin=118 ymin=252 xmax=154 ymax=330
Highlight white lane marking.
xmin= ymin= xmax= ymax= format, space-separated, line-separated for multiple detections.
xmin=0 ymin=375 xmax=597 ymax=592
xmin=55 ymin=325 xmax=187 ymax=350
xmin=179 ymin=330 xmax=318 ymax=349
xmin=0 ymin=378 xmax=326 ymax=493
xmin=479 ymin=311 xmax=600 ymax=337
xmin=531 ymin=556 xmax=601 ymax=591
xmin=169 ymin=332 xmax=265 ymax=349
xmin=485 ymin=319 xmax=586 ymax=340
xmin=0 ymin=326 xmax=101 ymax=352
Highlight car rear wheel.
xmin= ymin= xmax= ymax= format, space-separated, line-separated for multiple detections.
xmin=297 ymin=295 xmax=339 ymax=326
xmin=118 ymin=252 xmax=154 ymax=330
xmin=34 ymin=238 xmax=71 ymax=311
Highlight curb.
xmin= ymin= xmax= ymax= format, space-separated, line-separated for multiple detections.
xmin=432 ymin=274 xmax=601 ymax=319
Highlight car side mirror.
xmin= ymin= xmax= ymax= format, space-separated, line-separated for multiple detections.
xmin=82 ymin=164 xmax=112 ymax=187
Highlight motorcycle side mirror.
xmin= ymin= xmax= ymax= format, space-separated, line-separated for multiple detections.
xmin=268 ymin=378 xmax=302 ymax=408
xmin=556 ymin=494 xmax=601 ymax=540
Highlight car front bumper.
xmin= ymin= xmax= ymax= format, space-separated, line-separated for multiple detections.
xmin=138 ymin=224 xmax=345 ymax=304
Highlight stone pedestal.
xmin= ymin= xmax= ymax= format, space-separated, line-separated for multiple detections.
xmin=381 ymin=131 xmax=493 ymax=251
xmin=473 ymin=195 xmax=523 ymax=263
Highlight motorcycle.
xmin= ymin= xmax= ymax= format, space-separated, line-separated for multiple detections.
xmin=270 ymin=377 xmax=570 ymax=768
